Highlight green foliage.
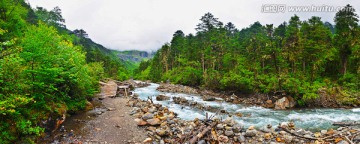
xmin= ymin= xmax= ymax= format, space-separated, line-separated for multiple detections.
xmin=136 ymin=9 xmax=360 ymax=106
xmin=0 ymin=3 xmax=125 ymax=143
xmin=334 ymin=4 xmax=359 ymax=75
xmin=35 ymin=6 xmax=65 ymax=28
xmin=163 ymin=66 xmax=203 ymax=86
xmin=220 ymin=58 xmax=255 ymax=92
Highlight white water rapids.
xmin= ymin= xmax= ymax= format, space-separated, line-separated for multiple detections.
xmin=134 ymin=83 xmax=360 ymax=131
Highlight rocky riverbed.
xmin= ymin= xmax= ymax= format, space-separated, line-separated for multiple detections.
xmin=48 ymin=80 xmax=359 ymax=144
xmin=126 ymin=96 xmax=360 ymax=143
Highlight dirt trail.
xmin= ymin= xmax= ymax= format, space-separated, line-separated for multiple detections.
xmin=83 ymin=97 xmax=147 ymax=144
xmin=80 ymin=80 xmax=147 ymax=144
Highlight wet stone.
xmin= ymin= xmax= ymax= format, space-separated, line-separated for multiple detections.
xmin=337 ymin=140 xmax=349 ymax=144
xmin=146 ymin=118 xmax=161 ymax=126
xmin=198 ymin=139 xmax=206 ymax=144
xmin=245 ymin=126 xmax=257 ymax=137
xmin=224 ymin=130 xmax=234 ymax=136
xmin=142 ymin=113 xmax=154 ymax=120
xmin=156 ymin=95 xmax=170 ymax=101
xmin=321 ymin=130 xmax=327 ymax=135
xmin=232 ymin=124 xmax=243 ymax=133
xmin=216 ymin=124 xmax=224 ymax=130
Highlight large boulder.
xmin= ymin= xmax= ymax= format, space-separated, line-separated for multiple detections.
xmin=274 ymin=97 xmax=296 ymax=110
xmin=99 ymin=80 xmax=118 ymax=100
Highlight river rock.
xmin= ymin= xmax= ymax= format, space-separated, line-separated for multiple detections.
xmin=135 ymin=119 xmax=147 ymax=126
xmin=296 ymin=129 xmax=306 ymax=135
xmin=173 ymin=97 xmax=188 ymax=104
xmin=197 ymin=140 xmax=206 ymax=144
xmin=146 ymin=126 xmax=157 ymax=132
xmin=142 ymin=113 xmax=154 ymax=120
xmin=203 ymin=96 xmax=216 ymax=101
xmin=314 ymin=132 xmax=321 ymax=138
xmin=85 ymin=101 xmax=94 ymax=111
xmin=232 ymin=123 xmax=243 ymax=133
xmin=264 ymin=133 xmax=272 ymax=140
xmin=260 ymin=124 xmax=274 ymax=133
xmin=275 ymin=97 xmax=289 ymax=110
xmin=264 ymin=99 xmax=275 ymax=108
xmin=216 ymin=124 xmax=224 ymax=130
xmin=304 ymin=134 xmax=312 ymax=138
xmin=147 ymin=118 xmax=161 ymax=126
xmin=235 ymin=112 xmax=243 ymax=117
xmin=130 ymin=107 xmax=140 ymax=115
xmin=95 ymin=111 xmax=103 ymax=115
xmin=156 ymin=129 xmax=168 ymax=137
xmin=287 ymin=96 xmax=296 ymax=107
xmin=284 ymin=135 xmax=293 ymax=143
xmin=156 ymin=95 xmax=170 ymax=101
xmin=320 ymin=130 xmax=327 ymax=135
xmin=337 ymin=140 xmax=349 ymax=144
xmin=218 ymin=135 xmax=229 ymax=142
xmin=245 ymin=126 xmax=257 ymax=137
xmin=107 ymin=107 xmax=115 ymax=111
xmin=258 ymin=137 xmax=264 ymax=142
xmin=275 ymin=96 xmax=296 ymax=109
xmin=148 ymin=107 xmax=157 ymax=113
xmin=143 ymin=138 xmax=152 ymax=143
xmin=225 ymin=126 xmax=232 ymax=131
xmin=237 ymin=135 xmax=246 ymax=142
xmin=141 ymin=107 xmax=149 ymax=113
xmin=224 ymin=116 xmax=236 ymax=126
xmin=224 ymin=130 xmax=234 ymax=136
xmin=225 ymin=93 xmax=237 ymax=102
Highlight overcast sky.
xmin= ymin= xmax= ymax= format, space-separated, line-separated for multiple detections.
xmin=26 ymin=0 xmax=360 ymax=52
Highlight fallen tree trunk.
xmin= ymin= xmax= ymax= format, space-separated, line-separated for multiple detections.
xmin=333 ymin=122 xmax=360 ymax=126
xmin=189 ymin=122 xmax=218 ymax=144
xmin=282 ymin=128 xmax=319 ymax=140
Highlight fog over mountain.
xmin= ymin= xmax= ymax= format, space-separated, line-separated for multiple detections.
xmin=27 ymin=0 xmax=360 ymax=51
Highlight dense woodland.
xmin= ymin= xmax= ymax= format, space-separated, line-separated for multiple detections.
xmin=0 ymin=1 xmax=130 ymax=143
xmin=135 ymin=5 xmax=359 ymax=106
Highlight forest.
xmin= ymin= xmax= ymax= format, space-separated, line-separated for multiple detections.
xmin=0 ymin=0 xmax=130 ymax=143
xmin=134 ymin=5 xmax=359 ymax=107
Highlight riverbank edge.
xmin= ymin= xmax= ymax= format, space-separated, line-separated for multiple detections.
xmin=155 ymin=82 xmax=359 ymax=110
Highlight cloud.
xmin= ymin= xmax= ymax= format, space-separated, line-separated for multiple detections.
xmin=26 ymin=0 xmax=360 ymax=52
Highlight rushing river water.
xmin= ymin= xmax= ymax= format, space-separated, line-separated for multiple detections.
xmin=134 ymin=83 xmax=360 ymax=131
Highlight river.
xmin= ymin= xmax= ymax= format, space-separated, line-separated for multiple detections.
xmin=134 ymin=83 xmax=360 ymax=132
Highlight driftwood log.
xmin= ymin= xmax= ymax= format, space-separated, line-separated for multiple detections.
xmin=189 ymin=122 xmax=218 ymax=144
xmin=282 ymin=128 xmax=319 ymax=140
xmin=333 ymin=122 xmax=360 ymax=126
xmin=147 ymin=96 xmax=153 ymax=103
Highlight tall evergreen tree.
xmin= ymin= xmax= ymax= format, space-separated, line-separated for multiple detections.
xmin=334 ymin=4 xmax=359 ymax=75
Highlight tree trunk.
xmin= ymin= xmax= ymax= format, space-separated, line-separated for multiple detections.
xmin=342 ymin=58 xmax=347 ymax=75
xmin=202 ymin=53 xmax=205 ymax=75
